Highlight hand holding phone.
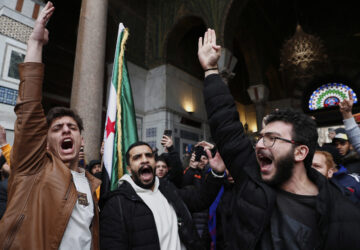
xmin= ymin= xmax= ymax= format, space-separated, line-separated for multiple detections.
xmin=161 ymin=130 xmax=173 ymax=148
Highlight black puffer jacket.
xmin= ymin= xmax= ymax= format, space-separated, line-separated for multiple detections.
xmin=342 ymin=150 xmax=360 ymax=174
xmin=100 ymin=174 xmax=222 ymax=250
xmin=181 ymin=166 xmax=210 ymax=247
xmin=203 ymin=74 xmax=360 ymax=250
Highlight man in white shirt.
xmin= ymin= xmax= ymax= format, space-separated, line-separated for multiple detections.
xmin=100 ymin=141 xmax=225 ymax=250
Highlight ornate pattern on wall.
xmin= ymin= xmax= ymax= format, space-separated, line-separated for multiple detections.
xmin=308 ymin=83 xmax=357 ymax=110
xmin=0 ymin=16 xmax=33 ymax=43
xmin=0 ymin=86 xmax=18 ymax=106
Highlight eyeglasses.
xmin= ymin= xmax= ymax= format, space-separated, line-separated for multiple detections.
xmin=257 ymin=133 xmax=298 ymax=148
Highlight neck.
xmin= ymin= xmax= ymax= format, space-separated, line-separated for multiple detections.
xmin=65 ymin=158 xmax=82 ymax=172
xmin=280 ymin=163 xmax=318 ymax=195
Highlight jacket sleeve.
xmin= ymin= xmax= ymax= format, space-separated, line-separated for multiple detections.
xmin=344 ymin=117 xmax=360 ymax=155
xmin=203 ymin=74 xmax=259 ymax=182
xmin=178 ymin=173 xmax=223 ymax=212
xmin=165 ymin=146 xmax=183 ymax=187
xmin=11 ymin=63 xmax=48 ymax=175
xmin=100 ymin=195 xmax=129 ymax=250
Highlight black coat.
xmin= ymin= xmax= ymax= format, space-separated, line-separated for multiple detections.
xmin=99 ymin=174 xmax=222 ymax=250
xmin=203 ymin=74 xmax=360 ymax=250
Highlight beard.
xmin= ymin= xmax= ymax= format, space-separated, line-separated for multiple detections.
xmin=130 ymin=165 xmax=156 ymax=189
xmin=263 ymin=146 xmax=295 ymax=187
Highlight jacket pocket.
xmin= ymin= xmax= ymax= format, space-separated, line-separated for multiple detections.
xmin=4 ymin=214 xmax=25 ymax=250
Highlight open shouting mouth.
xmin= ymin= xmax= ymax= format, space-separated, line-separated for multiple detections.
xmin=139 ymin=165 xmax=154 ymax=182
xmin=257 ymin=150 xmax=274 ymax=174
xmin=61 ymin=138 xmax=74 ymax=154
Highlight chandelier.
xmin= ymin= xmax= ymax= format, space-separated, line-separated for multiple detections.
xmin=280 ymin=24 xmax=328 ymax=78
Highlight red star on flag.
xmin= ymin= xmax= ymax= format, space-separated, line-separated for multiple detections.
xmin=105 ymin=117 xmax=116 ymax=138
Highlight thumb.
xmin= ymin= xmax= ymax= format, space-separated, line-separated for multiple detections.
xmin=212 ymin=45 xmax=221 ymax=51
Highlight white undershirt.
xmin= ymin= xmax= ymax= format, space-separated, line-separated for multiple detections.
xmin=59 ymin=169 xmax=94 ymax=250
xmin=121 ymin=174 xmax=186 ymax=250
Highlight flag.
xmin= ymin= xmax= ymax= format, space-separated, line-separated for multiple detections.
xmin=103 ymin=23 xmax=138 ymax=191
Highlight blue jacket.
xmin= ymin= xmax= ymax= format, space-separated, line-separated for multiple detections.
xmin=332 ymin=165 xmax=360 ymax=203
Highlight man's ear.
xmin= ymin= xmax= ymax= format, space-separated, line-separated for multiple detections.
xmin=327 ymin=168 xmax=334 ymax=179
xmin=126 ymin=165 xmax=131 ymax=175
xmin=294 ymin=145 xmax=309 ymax=162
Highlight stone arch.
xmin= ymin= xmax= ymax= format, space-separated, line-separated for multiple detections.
xmin=165 ymin=15 xmax=207 ymax=79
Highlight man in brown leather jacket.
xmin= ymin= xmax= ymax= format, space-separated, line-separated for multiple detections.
xmin=0 ymin=2 xmax=101 ymax=249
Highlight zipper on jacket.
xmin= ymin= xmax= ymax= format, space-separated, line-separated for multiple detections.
xmin=4 ymin=214 xmax=25 ymax=250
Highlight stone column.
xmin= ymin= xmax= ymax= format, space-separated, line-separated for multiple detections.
xmin=70 ymin=0 xmax=108 ymax=161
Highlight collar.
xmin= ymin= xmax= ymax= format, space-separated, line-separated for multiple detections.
xmin=120 ymin=174 xmax=159 ymax=193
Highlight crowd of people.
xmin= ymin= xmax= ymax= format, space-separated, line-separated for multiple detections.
xmin=1 ymin=2 xmax=360 ymax=250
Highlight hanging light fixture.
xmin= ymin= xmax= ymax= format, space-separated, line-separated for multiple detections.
xmin=280 ymin=24 xmax=328 ymax=78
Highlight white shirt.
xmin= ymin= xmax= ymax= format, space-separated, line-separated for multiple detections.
xmin=121 ymin=174 xmax=186 ymax=250
xmin=59 ymin=169 xmax=94 ymax=250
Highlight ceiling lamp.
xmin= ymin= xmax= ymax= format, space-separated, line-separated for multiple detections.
xmin=280 ymin=24 xmax=328 ymax=77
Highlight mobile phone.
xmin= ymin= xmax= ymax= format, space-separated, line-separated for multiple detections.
xmin=164 ymin=129 xmax=172 ymax=137
xmin=194 ymin=146 xmax=205 ymax=161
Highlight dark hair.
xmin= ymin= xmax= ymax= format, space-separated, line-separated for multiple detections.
xmin=156 ymin=153 xmax=169 ymax=167
xmin=87 ymin=159 xmax=101 ymax=171
xmin=264 ymin=108 xmax=318 ymax=170
xmin=46 ymin=107 xmax=84 ymax=131
xmin=125 ymin=141 xmax=153 ymax=165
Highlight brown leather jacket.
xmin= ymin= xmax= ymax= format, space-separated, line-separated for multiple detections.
xmin=0 ymin=63 xmax=101 ymax=250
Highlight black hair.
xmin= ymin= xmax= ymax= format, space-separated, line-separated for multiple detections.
xmin=264 ymin=108 xmax=318 ymax=170
xmin=87 ymin=159 xmax=101 ymax=171
xmin=125 ymin=141 xmax=153 ymax=165
xmin=155 ymin=153 xmax=170 ymax=167
xmin=46 ymin=107 xmax=84 ymax=131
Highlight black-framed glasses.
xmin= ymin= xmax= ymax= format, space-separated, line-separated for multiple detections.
xmin=257 ymin=134 xmax=298 ymax=148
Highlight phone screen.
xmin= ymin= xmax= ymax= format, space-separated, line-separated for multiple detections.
xmin=164 ymin=129 xmax=172 ymax=137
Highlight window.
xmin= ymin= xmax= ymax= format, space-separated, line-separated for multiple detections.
xmin=2 ymin=43 xmax=26 ymax=85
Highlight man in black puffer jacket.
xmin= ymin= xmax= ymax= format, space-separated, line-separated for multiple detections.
xmin=100 ymin=141 xmax=225 ymax=250
xmin=198 ymin=29 xmax=360 ymax=250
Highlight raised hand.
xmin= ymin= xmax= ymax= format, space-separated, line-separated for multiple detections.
xmin=206 ymin=149 xmax=226 ymax=174
xmin=189 ymin=152 xmax=199 ymax=169
xmin=198 ymin=29 xmax=221 ymax=72
xmin=339 ymin=90 xmax=354 ymax=119
xmin=29 ymin=2 xmax=54 ymax=45
xmin=195 ymin=140 xmax=214 ymax=151
xmin=25 ymin=1 xmax=54 ymax=63
xmin=161 ymin=135 xmax=173 ymax=148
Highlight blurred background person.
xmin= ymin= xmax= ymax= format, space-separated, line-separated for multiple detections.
xmin=0 ymin=155 xmax=10 ymax=219
xmin=312 ymin=150 xmax=360 ymax=205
